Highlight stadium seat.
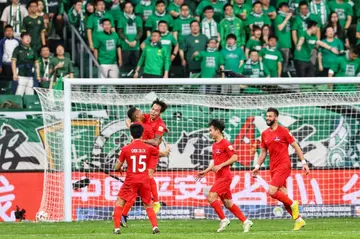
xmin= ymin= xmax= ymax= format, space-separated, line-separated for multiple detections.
xmin=0 ymin=95 xmax=23 ymax=109
xmin=0 ymin=81 xmax=12 ymax=95
xmin=23 ymin=95 xmax=42 ymax=111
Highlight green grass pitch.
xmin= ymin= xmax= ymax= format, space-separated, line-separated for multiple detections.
xmin=1 ymin=218 xmax=360 ymax=239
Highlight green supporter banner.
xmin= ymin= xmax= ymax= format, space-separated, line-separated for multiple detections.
xmin=1 ymin=105 xmax=360 ymax=171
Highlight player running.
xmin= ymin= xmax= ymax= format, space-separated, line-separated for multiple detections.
xmin=195 ymin=119 xmax=253 ymax=233
xmin=113 ymin=124 xmax=160 ymax=235
xmin=120 ymin=106 xmax=170 ymax=227
xmin=252 ymin=107 xmax=310 ymax=231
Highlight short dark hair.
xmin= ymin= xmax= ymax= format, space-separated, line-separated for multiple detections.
xmin=190 ymin=20 xmax=199 ymax=27
xmin=278 ymin=2 xmax=289 ymax=9
xmin=156 ymin=0 xmax=165 ymax=6
xmin=268 ymin=35 xmax=278 ymax=41
xmin=158 ymin=20 xmax=168 ymax=26
xmin=226 ymin=33 xmax=236 ymax=41
xmin=299 ymin=1 xmax=308 ymax=8
xmin=20 ymin=32 xmax=31 ymax=38
xmin=127 ymin=107 xmax=137 ymax=122
xmin=203 ymin=5 xmax=214 ymax=13
xmin=121 ymin=1 xmax=134 ymax=11
xmin=130 ymin=124 xmax=144 ymax=139
xmin=223 ymin=3 xmax=233 ymax=11
xmin=180 ymin=3 xmax=189 ymax=9
xmin=74 ymin=0 xmax=82 ymax=5
xmin=252 ymin=25 xmax=261 ymax=32
xmin=101 ymin=18 xmax=111 ymax=24
xmin=40 ymin=45 xmax=50 ymax=51
xmin=267 ymin=107 xmax=279 ymax=117
xmin=252 ymin=1 xmax=262 ymax=7
xmin=4 ymin=24 xmax=13 ymax=31
xmin=27 ymin=0 xmax=38 ymax=8
xmin=306 ymin=20 xmax=318 ymax=29
xmin=152 ymin=30 xmax=161 ymax=37
xmin=151 ymin=98 xmax=167 ymax=113
xmin=96 ymin=0 xmax=105 ymax=4
xmin=351 ymin=45 xmax=360 ymax=55
xmin=209 ymin=119 xmax=225 ymax=133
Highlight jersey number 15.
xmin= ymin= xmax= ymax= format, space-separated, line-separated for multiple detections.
xmin=130 ymin=155 xmax=147 ymax=173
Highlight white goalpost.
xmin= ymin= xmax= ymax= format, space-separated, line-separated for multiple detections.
xmin=35 ymin=77 xmax=360 ymax=222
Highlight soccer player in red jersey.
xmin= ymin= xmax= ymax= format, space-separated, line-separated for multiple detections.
xmin=195 ymin=119 xmax=253 ymax=233
xmin=141 ymin=98 xmax=168 ymax=214
xmin=120 ymin=107 xmax=170 ymax=227
xmin=113 ymin=124 xmax=160 ymax=235
xmin=252 ymin=107 xmax=310 ymax=231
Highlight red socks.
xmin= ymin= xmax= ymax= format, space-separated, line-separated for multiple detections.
xmin=146 ymin=207 xmax=158 ymax=227
xmin=210 ymin=200 xmax=226 ymax=220
xmin=150 ymin=178 xmax=159 ymax=202
xmin=284 ymin=203 xmax=292 ymax=217
xmin=271 ymin=191 xmax=293 ymax=206
xmin=113 ymin=206 xmax=123 ymax=228
xmin=123 ymin=198 xmax=136 ymax=216
xmin=228 ymin=204 xmax=246 ymax=222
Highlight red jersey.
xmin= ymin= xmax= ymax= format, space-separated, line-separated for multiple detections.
xmin=133 ymin=121 xmax=154 ymax=140
xmin=261 ymin=125 xmax=295 ymax=171
xmin=118 ymin=140 xmax=159 ymax=180
xmin=144 ymin=113 xmax=168 ymax=137
xmin=212 ymin=138 xmax=235 ymax=180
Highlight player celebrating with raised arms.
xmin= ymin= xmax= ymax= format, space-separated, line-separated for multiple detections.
xmin=252 ymin=107 xmax=310 ymax=231
xmin=113 ymin=124 xmax=160 ymax=235
xmin=195 ymin=119 xmax=253 ymax=233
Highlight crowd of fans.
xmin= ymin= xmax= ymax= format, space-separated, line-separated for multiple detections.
xmin=0 ymin=0 xmax=360 ymax=96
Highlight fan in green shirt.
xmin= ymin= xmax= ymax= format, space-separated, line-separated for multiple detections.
xmin=68 ymin=0 xmax=86 ymax=37
xmin=328 ymin=0 xmax=353 ymax=29
xmin=233 ymin=0 xmax=252 ymax=21
xmin=22 ymin=0 xmax=46 ymax=53
xmin=145 ymin=0 xmax=173 ymax=36
xmin=260 ymin=36 xmax=283 ymax=77
xmin=93 ymin=19 xmax=122 ymax=66
xmin=135 ymin=0 xmax=155 ymax=22
xmin=247 ymin=1 xmax=271 ymax=32
xmin=261 ymin=0 xmax=277 ymax=20
xmin=318 ymin=26 xmax=345 ymax=75
xmin=291 ymin=1 xmax=320 ymax=44
xmin=86 ymin=0 xmax=115 ymax=51
xmin=219 ymin=4 xmax=246 ymax=48
xmin=245 ymin=25 xmax=262 ymax=58
xmin=193 ymin=38 xmax=225 ymax=78
xmin=135 ymin=30 xmax=171 ymax=78
xmin=168 ymin=0 xmax=186 ymax=18
xmin=274 ymin=3 xmax=293 ymax=49
xmin=36 ymin=45 xmax=53 ymax=88
xmin=179 ymin=20 xmax=208 ymax=73
xmin=117 ymin=2 xmax=143 ymax=51
xmin=308 ymin=0 xmax=330 ymax=29
xmin=238 ymin=50 xmax=270 ymax=78
xmin=50 ymin=45 xmax=74 ymax=79
xmin=196 ymin=0 xmax=225 ymax=23
xmin=173 ymin=4 xmax=196 ymax=43
xmin=142 ymin=20 xmax=178 ymax=61
xmin=329 ymin=47 xmax=360 ymax=92
xmin=221 ymin=33 xmax=246 ymax=72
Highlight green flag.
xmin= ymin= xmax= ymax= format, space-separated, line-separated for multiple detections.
xmin=53 ymin=76 xmax=63 ymax=90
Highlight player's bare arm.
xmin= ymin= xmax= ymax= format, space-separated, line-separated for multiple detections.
xmin=195 ymin=160 xmax=214 ymax=181
xmin=212 ymin=154 xmax=238 ymax=173
xmin=159 ymin=143 xmax=171 ymax=157
xmin=114 ymin=160 xmax=124 ymax=175
xmin=291 ymin=142 xmax=310 ymax=175
xmin=143 ymin=134 xmax=162 ymax=147
xmin=252 ymin=148 xmax=267 ymax=178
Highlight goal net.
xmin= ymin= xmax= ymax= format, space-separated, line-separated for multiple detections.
xmin=35 ymin=78 xmax=360 ymax=222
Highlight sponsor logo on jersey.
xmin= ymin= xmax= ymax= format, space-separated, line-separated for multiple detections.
xmin=216 ymin=149 xmax=221 ymax=154
xmin=228 ymin=145 xmax=234 ymax=151
xmin=274 ymin=137 xmax=280 ymax=142
xmin=158 ymin=126 xmax=164 ymax=132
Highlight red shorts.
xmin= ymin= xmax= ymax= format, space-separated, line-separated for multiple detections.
xmin=270 ymin=168 xmax=291 ymax=188
xmin=118 ymin=178 xmax=151 ymax=204
xmin=209 ymin=177 xmax=232 ymax=200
